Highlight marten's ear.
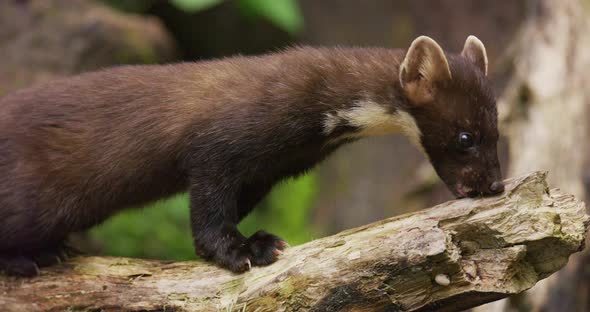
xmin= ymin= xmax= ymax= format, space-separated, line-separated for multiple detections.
xmin=399 ymin=36 xmax=452 ymax=104
xmin=461 ymin=35 xmax=488 ymax=76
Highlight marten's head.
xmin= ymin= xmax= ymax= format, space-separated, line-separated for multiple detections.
xmin=399 ymin=36 xmax=502 ymax=198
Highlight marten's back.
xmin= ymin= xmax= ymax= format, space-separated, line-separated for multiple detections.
xmin=0 ymin=59 xmax=277 ymax=247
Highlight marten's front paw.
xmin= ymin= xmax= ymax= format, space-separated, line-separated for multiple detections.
xmin=246 ymin=230 xmax=289 ymax=266
xmin=219 ymin=230 xmax=288 ymax=273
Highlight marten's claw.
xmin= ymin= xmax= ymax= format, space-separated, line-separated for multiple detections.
xmin=32 ymin=243 xmax=76 ymax=268
xmin=276 ymin=240 xmax=290 ymax=249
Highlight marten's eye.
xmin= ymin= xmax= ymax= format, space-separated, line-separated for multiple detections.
xmin=458 ymin=132 xmax=474 ymax=149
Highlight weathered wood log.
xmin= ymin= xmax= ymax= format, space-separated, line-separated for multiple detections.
xmin=0 ymin=172 xmax=587 ymax=312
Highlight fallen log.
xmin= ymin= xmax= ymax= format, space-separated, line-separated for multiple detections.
xmin=0 ymin=172 xmax=587 ymax=312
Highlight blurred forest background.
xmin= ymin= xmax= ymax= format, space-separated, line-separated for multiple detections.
xmin=2 ymin=0 xmax=590 ymax=310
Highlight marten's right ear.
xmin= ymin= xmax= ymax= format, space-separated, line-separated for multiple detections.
xmin=399 ymin=36 xmax=452 ymax=104
xmin=461 ymin=35 xmax=488 ymax=76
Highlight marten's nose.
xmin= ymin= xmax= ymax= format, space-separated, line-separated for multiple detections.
xmin=488 ymin=181 xmax=505 ymax=195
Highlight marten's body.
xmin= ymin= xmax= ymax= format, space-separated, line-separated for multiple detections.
xmin=0 ymin=36 xmax=504 ymax=276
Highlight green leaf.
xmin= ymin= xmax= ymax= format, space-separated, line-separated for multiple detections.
xmin=170 ymin=0 xmax=224 ymax=12
xmin=238 ymin=0 xmax=304 ymax=34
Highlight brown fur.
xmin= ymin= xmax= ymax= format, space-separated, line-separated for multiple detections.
xmin=0 ymin=37 xmax=502 ymax=276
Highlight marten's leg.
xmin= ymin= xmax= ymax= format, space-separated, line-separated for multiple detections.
xmin=189 ymin=176 xmax=286 ymax=272
xmin=236 ymin=182 xmax=273 ymax=220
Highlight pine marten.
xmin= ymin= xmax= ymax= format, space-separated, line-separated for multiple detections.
xmin=0 ymin=36 xmax=503 ymax=276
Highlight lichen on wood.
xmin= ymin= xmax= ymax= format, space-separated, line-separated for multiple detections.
xmin=0 ymin=172 xmax=587 ymax=312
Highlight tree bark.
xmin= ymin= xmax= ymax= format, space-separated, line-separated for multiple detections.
xmin=1 ymin=172 xmax=587 ymax=312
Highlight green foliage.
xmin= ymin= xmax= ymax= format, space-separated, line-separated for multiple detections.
xmin=99 ymin=0 xmax=304 ymax=34
xmin=170 ymin=0 xmax=223 ymax=12
xmin=90 ymin=193 xmax=195 ymax=260
xmin=90 ymin=172 xmax=319 ymax=260
xmin=237 ymin=0 xmax=304 ymax=34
